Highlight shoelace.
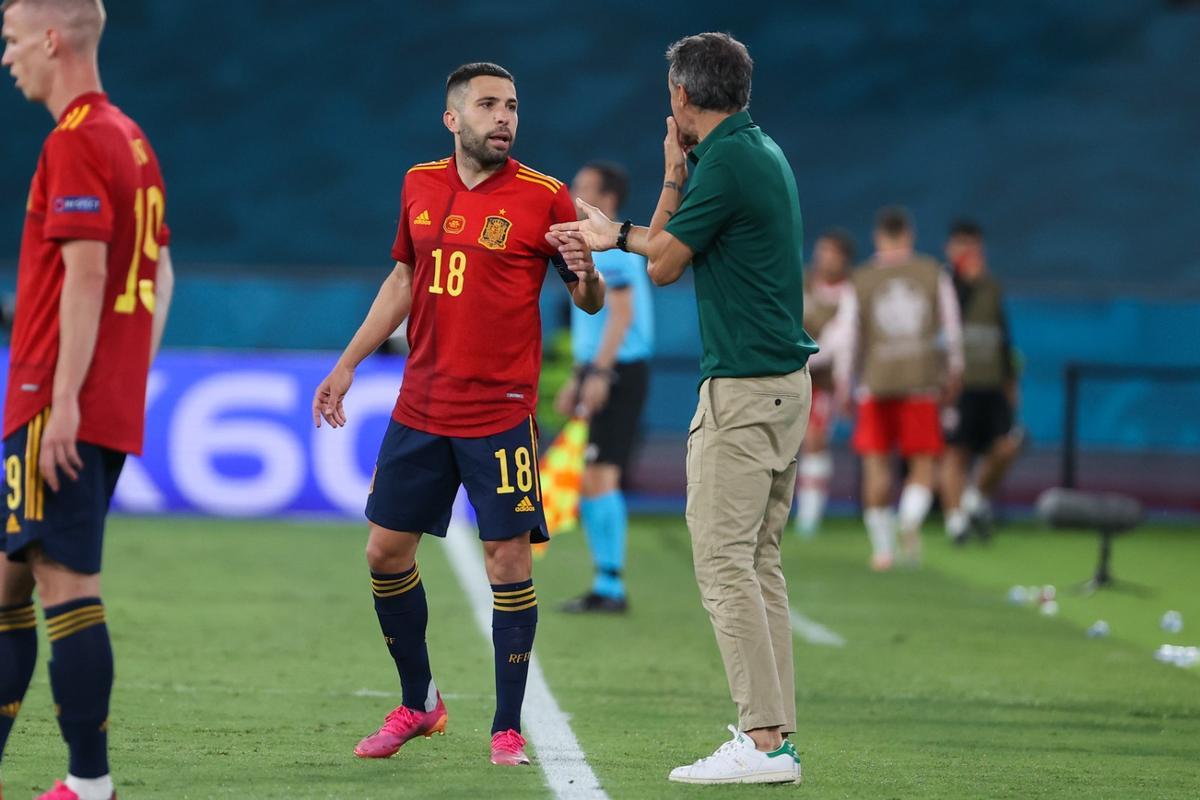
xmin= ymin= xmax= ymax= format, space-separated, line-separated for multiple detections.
xmin=383 ymin=705 xmax=422 ymax=732
xmin=493 ymin=730 xmax=525 ymax=751
xmin=694 ymin=736 xmax=742 ymax=765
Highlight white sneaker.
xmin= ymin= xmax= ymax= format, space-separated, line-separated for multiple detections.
xmin=668 ymin=726 xmax=802 ymax=785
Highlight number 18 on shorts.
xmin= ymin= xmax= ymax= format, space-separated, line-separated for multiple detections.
xmin=365 ymin=416 xmax=549 ymax=543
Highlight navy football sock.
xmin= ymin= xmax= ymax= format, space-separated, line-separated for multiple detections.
xmin=0 ymin=601 xmax=38 ymax=762
xmin=372 ymin=565 xmax=435 ymax=711
xmin=491 ymin=579 xmax=537 ymax=734
xmin=45 ymin=598 xmax=112 ymax=779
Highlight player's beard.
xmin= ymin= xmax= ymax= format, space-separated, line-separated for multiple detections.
xmin=459 ymin=123 xmax=511 ymax=170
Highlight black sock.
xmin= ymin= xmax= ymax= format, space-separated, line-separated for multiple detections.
xmin=491 ymin=580 xmax=537 ymax=734
xmin=0 ymin=601 xmax=38 ymax=762
xmin=45 ymin=598 xmax=112 ymax=779
xmin=372 ymin=565 xmax=434 ymax=711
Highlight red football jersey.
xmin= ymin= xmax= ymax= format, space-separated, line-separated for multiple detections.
xmin=390 ymin=155 xmax=576 ymax=437
xmin=4 ymin=93 xmax=169 ymax=456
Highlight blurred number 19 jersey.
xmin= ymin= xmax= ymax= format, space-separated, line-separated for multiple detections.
xmin=390 ymin=156 xmax=576 ymax=437
xmin=3 ymin=92 xmax=169 ymax=457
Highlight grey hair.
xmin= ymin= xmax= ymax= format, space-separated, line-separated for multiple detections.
xmin=665 ymin=32 xmax=753 ymax=113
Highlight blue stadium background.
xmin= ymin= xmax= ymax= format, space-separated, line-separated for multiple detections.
xmin=2 ymin=1 xmax=1197 ymax=511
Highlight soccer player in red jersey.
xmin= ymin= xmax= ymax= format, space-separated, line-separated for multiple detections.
xmin=0 ymin=1 xmax=173 ymax=798
xmin=313 ymin=62 xmax=604 ymax=767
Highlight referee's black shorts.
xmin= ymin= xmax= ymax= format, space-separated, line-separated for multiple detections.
xmin=944 ymin=388 xmax=1013 ymax=455
xmin=587 ymin=360 xmax=650 ymax=472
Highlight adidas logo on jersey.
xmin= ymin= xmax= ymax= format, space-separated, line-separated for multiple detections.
xmin=6 ymin=514 xmax=20 ymax=534
xmin=514 ymin=496 xmax=536 ymax=513
xmin=413 ymin=210 xmax=432 ymax=226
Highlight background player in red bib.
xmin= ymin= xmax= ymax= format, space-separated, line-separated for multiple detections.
xmin=792 ymin=229 xmax=856 ymax=537
xmin=0 ymin=2 xmax=174 ymax=798
xmin=831 ymin=207 xmax=962 ymax=570
xmin=313 ymin=62 xmax=603 ymax=768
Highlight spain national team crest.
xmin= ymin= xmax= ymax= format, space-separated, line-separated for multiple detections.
xmin=478 ymin=215 xmax=512 ymax=251
xmin=443 ymin=214 xmax=466 ymax=235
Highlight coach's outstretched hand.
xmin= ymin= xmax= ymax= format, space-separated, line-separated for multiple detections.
xmin=549 ymin=199 xmax=620 ymax=253
xmin=313 ymin=364 xmax=354 ymax=428
xmin=39 ymin=399 xmax=84 ymax=492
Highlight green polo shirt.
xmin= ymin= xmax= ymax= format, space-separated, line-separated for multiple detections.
xmin=665 ymin=110 xmax=816 ymax=382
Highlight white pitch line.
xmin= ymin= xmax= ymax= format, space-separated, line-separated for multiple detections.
xmin=789 ymin=607 xmax=846 ymax=647
xmin=443 ymin=518 xmax=608 ymax=800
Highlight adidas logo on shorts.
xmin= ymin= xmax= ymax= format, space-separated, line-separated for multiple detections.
xmin=514 ymin=496 xmax=535 ymax=513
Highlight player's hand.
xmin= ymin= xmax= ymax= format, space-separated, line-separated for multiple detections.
xmin=546 ymin=230 xmax=598 ymax=282
xmin=554 ymin=377 xmax=580 ymax=418
xmin=1005 ymin=380 xmax=1020 ymax=411
xmin=39 ymin=399 xmax=83 ymax=493
xmin=943 ymin=372 xmax=964 ymax=407
xmin=547 ymin=199 xmax=620 ymax=252
xmin=664 ymin=116 xmax=691 ymax=174
xmin=834 ymin=382 xmax=853 ymax=418
xmin=579 ymin=372 xmax=612 ymax=418
xmin=313 ymin=364 xmax=354 ymax=429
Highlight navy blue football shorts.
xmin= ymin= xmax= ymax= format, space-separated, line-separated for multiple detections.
xmin=2 ymin=408 xmax=126 ymax=575
xmin=366 ymin=415 xmax=549 ymax=543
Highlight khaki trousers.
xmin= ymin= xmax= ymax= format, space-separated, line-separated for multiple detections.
xmin=685 ymin=367 xmax=811 ymax=733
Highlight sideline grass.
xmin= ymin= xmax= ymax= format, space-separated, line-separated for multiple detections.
xmin=0 ymin=515 xmax=1196 ymax=798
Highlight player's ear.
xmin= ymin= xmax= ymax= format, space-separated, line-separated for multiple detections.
xmin=443 ymin=108 xmax=458 ymax=135
xmin=673 ymin=82 xmax=688 ymax=110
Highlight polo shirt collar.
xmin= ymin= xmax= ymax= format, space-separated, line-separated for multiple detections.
xmin=688 ymin=110 xmax=754 ymax=163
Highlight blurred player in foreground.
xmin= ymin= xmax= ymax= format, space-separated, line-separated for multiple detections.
xmin=313 ymin=62 xmax=603 ymax=767
xmin=831 ymin=207 xmax=962 ymax=570
xmin=0 ymin=1 xmax=174 ymax=797
xmin=553 ymin=31 xmax=813 ymax=786
xmin=556 ymin=161 xmax=653 ymax=614
xmin=940 ymin=220 xmax=1022 ymax=543
xmin=792 ymin=229 xmax=855 ymax=536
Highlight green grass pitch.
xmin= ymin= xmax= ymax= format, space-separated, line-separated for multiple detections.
xmin=1 ymin=514 xmax=1197 ymax=798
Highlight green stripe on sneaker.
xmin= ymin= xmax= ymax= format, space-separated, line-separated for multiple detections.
xmin=767 ymin=740 xmax=801 ymax=763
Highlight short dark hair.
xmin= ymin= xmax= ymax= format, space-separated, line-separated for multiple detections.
xmin=582 ymin=161 xmax=630 ymax=212
xmin=948 ymin=218 xmax=984 ymax=240
xmin=665 ymin=32 xmax=753 ymax=113
xmin=818 ymin=228 xmax=856 ymax=263
xmin=874 ymin=205 xmax=915 ymax=238
xmin=445 ymin=62 xmax=514 ymax=107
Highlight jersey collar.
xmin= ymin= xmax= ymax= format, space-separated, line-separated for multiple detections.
xmin=688 ymin=110 xmax=755 ymax=164
xmin=445 ymin=154 xmax=520 ymax=193
xmin=58 ymin=91 xmax=108 ymax=125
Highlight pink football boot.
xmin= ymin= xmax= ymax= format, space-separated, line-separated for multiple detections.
xmin=490 ymin=729 xmax=531 ymax=766
xmin=36 ymin=781 xmax=114 ymax=800
xmin=354 ymin=693 xmax=448 ymax=758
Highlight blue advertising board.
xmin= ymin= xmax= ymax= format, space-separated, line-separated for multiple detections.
xmin=0 ymin=349 xmax=405 ymax=517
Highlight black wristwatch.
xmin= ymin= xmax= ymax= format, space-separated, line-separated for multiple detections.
xmin=616 ymin=219 xmax=633 ymax=252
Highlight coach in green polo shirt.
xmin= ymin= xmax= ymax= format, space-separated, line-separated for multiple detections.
xmin=550 ymin=32 xmax=816 ymax=786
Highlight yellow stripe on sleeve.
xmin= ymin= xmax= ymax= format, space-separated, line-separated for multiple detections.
xmin=514 ymin=174 xmax=559 ymax=195
xmin=517 ymin=167 xmax=562 ymax=189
